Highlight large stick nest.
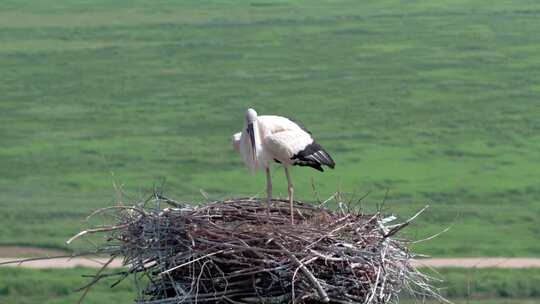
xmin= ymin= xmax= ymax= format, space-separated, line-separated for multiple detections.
xmin=71 ymin=196 xmax=442 ymax=304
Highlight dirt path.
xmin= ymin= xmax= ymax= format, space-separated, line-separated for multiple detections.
xmin=411 ymin=257 xmax=540 ymax=269
xmin=2 ymin=256 xmax=540 ymax=269
xmin=1 ymin=246 xmax=539 ymax=269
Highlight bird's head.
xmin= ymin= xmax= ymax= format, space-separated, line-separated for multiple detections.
xmin=232 ymin=132 xmax=241 ymax=153
xmin=244 ymin=108 xmax=258 ymax=164
xmin=245 ymin=108 xmax=260 ymax=167
xmin=245 ymin=108 xmax=258 ymax=123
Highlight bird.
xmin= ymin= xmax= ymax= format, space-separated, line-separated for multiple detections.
xmin=232 ymin=108 xmax=335 ymax=224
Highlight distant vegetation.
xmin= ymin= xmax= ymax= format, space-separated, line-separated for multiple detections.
xmin=1 ymin=0 xmax=540 ymax=257
xmin=1 ymin=267 xmax=539 ymax=304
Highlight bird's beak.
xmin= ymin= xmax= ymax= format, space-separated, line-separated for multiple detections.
xmin=247 ymin=122 xmax=256 ymax=162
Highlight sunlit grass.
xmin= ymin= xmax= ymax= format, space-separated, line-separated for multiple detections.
xmin=1 ymin=0 xmax=540 ymax=256
xmin=1 ymin=267 xmax=539 ymax=304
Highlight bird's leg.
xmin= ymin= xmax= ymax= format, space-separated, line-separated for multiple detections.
xmin=284 ymin=166 xmax=294 ymax=225
xmin=265 ymin=166 xmax=272 ymax=216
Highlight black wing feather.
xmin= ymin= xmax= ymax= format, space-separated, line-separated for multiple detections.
xmin=291 ymin=141 xmax=335 ymax=172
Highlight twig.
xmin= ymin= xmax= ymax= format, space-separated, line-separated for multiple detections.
xmin=159 ymin=250 xmax=230 ymax=276
xmin=0 ymin=252 xmax=98 ymax=266
xmin=384 ymin=205 xmax=430 ymax=238
xmin=274 ymin=241 xmax=329 ymax=303
xmin=77 ymin=256 xmax=116 ymax=304
xmin=66 ymin=223 xmax=130 ymax=244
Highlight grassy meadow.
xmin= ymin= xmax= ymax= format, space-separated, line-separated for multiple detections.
xmin=1 ymin=267 xmax=539 ymax=304
xmin=1 ymin=0 xmax=540 ymax=259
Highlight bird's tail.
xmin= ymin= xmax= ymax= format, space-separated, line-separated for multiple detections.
xmin=292 ymin=142 xmax=335 ymax=171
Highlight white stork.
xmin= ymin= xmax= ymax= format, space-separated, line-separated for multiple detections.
xmin=232 ymin=108 xmax=335 ymax=224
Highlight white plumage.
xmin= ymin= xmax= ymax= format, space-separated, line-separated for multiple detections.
xmin=232 ymin=108 xmax=335 ymax=224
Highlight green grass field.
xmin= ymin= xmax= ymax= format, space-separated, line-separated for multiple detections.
xmin=1 ymin=0 xmax=540 ymax=258
xmin=1 ymin=267 xmax=539 ymax=304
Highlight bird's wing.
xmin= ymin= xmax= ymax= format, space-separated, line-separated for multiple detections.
xmin=264 ymin=129 xmax=335 ymax=171
xmin=291 ymin=141 xmax=335 ymax=170
xmin=257 ymin=115 xmax=304 ymax=134
xmin=264 ymin=130 xmax=313 ymax=163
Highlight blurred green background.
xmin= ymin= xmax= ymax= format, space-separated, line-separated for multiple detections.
xmin=1 ymin=267 xmax=540 ymax=304
xmin=1 ymin=0 xmax=539 ymax=303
